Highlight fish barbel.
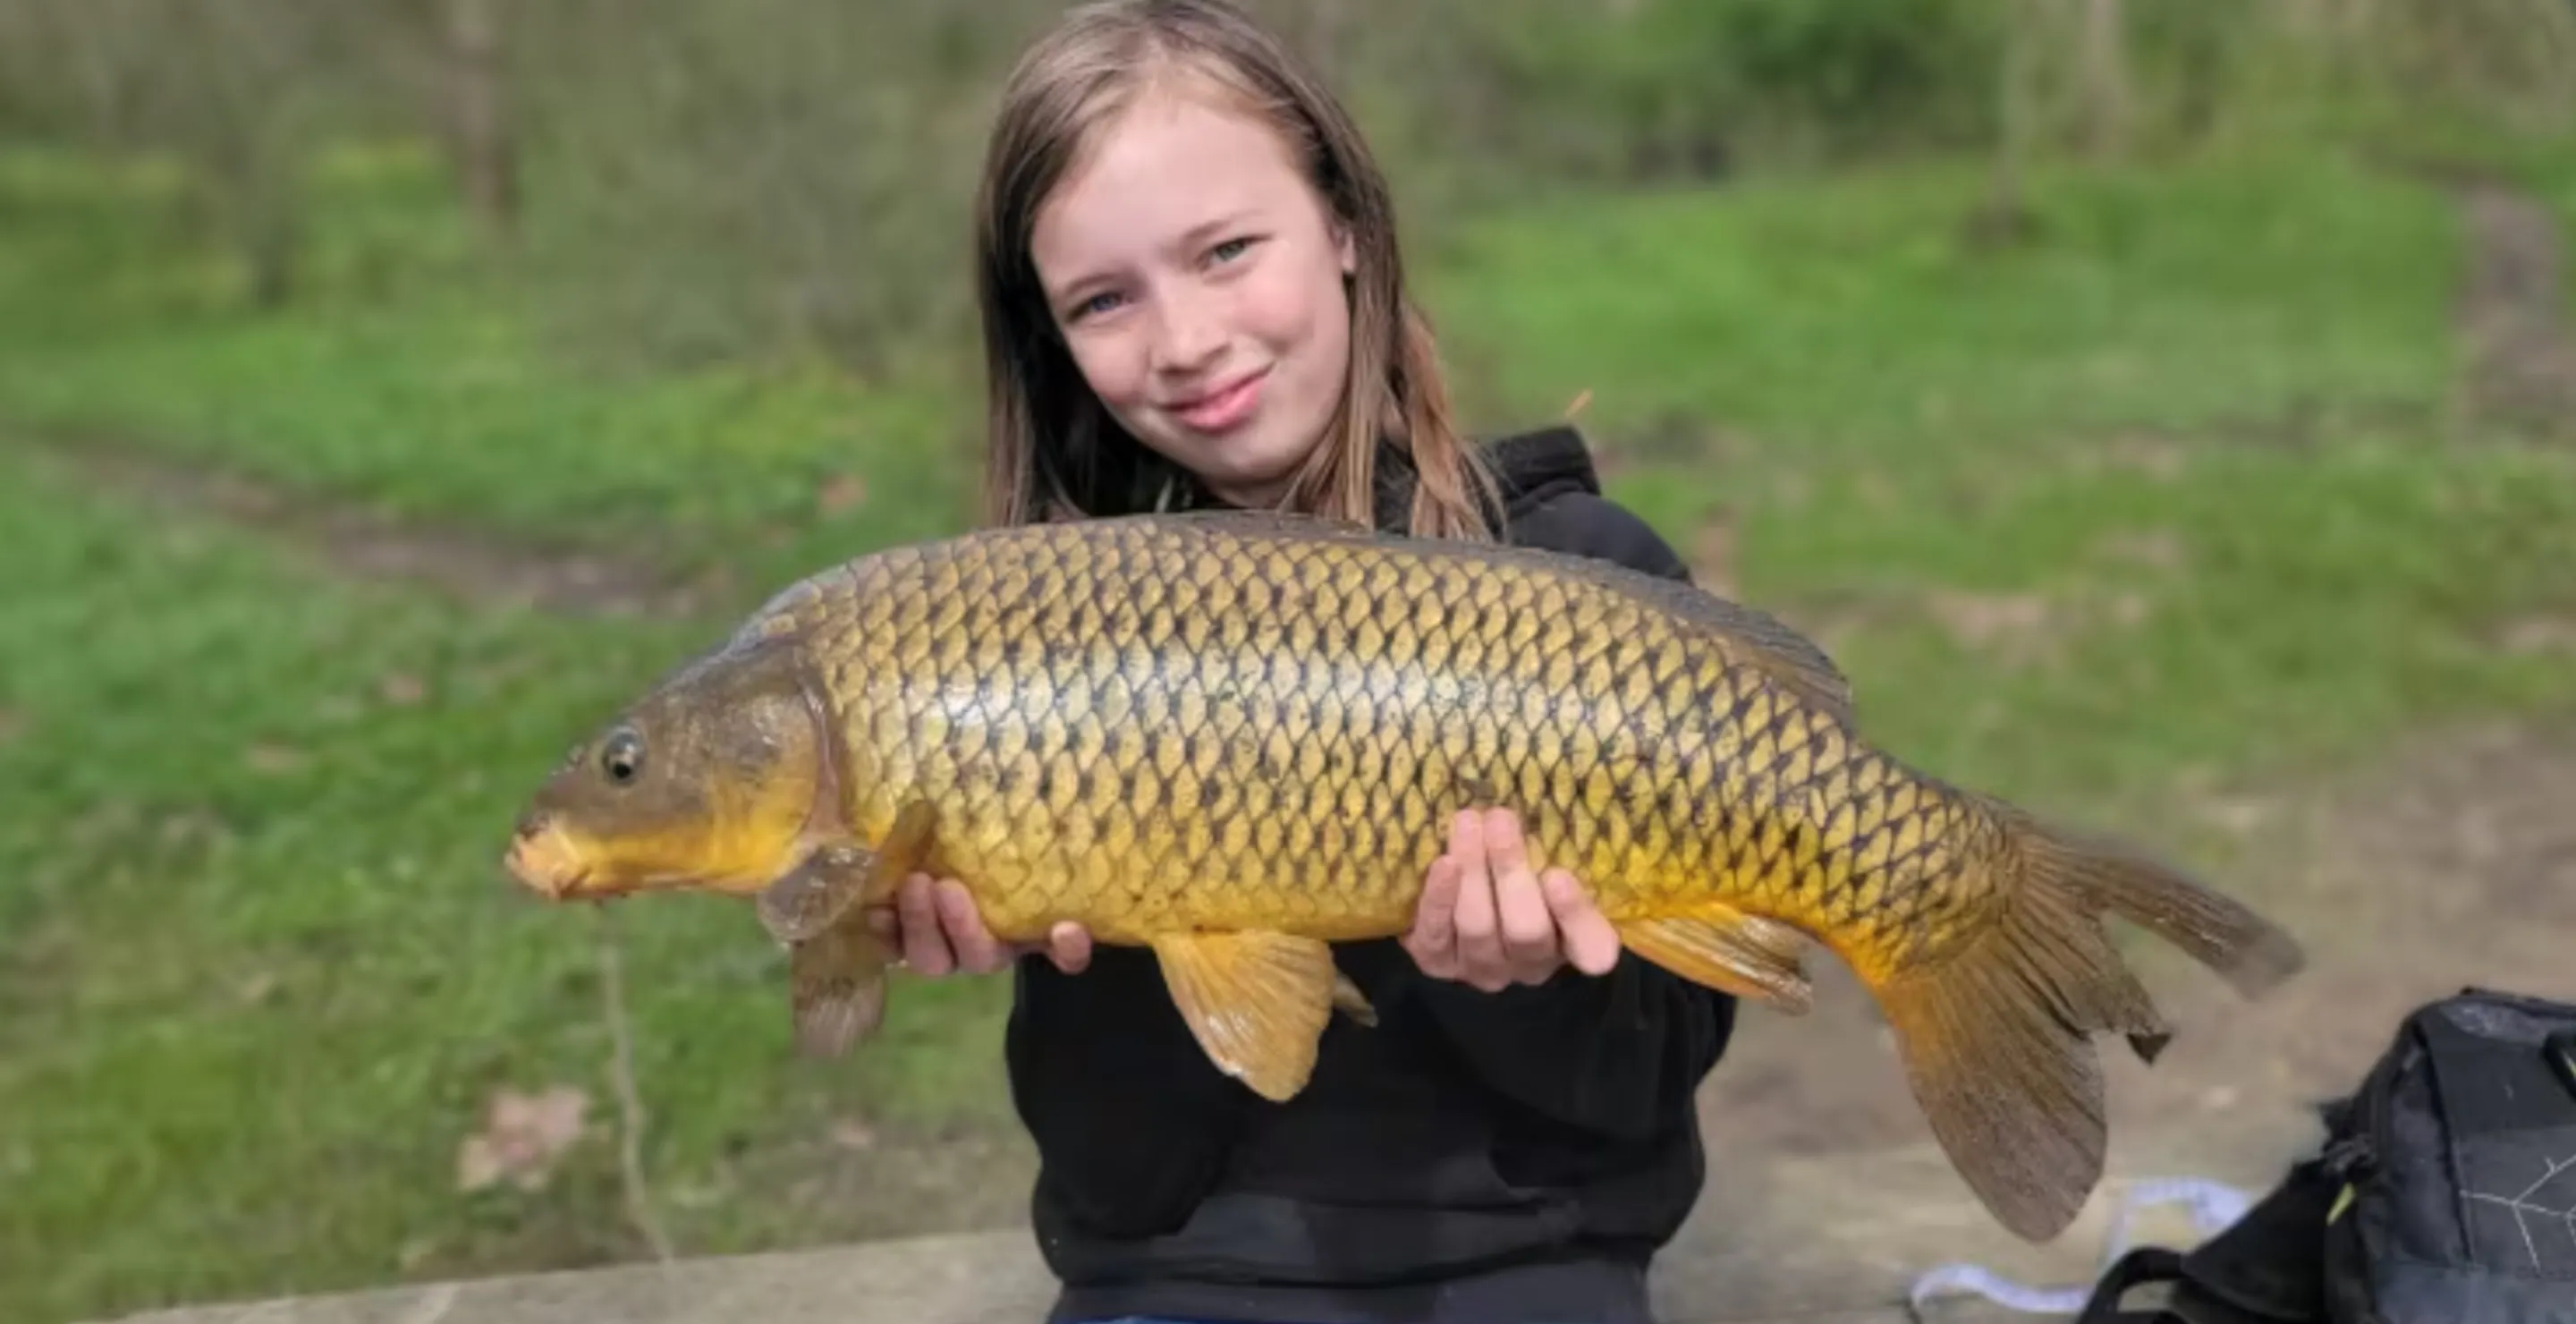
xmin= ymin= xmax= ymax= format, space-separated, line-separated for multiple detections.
xmin=501 ymin=509 xmax=2303 ymax=1243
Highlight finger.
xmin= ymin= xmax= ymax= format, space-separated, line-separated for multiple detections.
xmin=1404 ymin=856 xmax=1462 ymax=977
xmin=896 ymin=874 xmax=952 ymax=976
xmin=1542 ymin=869 xmax=1623 ymax=977
xmin=936 ymin=878 xmax=1004 ymax=973
xmin=1048 ymin=921 xmax=1093 ymax=974
xmin=1448 ymin=812 xmax=1509 ymax=991
xmin=1485 ymin=809 xmax=1559 ymax=980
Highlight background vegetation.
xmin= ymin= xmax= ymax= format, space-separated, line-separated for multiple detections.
xmin=2 ymin=3 xmax=2572 ymax=1321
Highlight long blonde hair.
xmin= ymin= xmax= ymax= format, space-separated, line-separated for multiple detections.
xmin=971 ymin=0 xmax=1497 ymax=539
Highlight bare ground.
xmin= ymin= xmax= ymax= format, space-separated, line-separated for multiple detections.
xmin=18 ymin=429 xmax=721 ymax=620
xmin=2455 ymin=179 xmax=2576 ymax=437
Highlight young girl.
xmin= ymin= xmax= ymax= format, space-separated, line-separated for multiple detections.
xmin=868 ymin=3 xmax=1737 ymax=1320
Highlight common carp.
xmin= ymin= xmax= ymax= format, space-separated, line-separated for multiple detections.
xmin=501 ymin=509 xmax=2303 ymax=1243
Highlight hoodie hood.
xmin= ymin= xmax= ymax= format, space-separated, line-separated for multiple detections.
xmin=1368 ymin=425 xmax=1603 ymax=533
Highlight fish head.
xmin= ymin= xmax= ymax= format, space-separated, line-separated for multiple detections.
xmin=505 ymin=641 xmax=831 ymax=903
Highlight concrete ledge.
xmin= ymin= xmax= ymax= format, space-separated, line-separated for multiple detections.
xmin=86 ymin=1109 xmax=2320 ymax=1324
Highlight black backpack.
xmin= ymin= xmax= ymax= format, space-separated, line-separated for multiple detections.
xmin=2080 ymin=986 xmax=2576 ymax=1324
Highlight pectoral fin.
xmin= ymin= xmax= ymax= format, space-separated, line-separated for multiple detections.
xmin=758 ymin=844 xmax=877 ymax=944
xmin=1618 ymin=904 xmax=1815 ymax=1013
xmin=1152 ymin=930 xmax=1339 ymax=1101
xmin=755 ymin=801 xmax=937 ymax=944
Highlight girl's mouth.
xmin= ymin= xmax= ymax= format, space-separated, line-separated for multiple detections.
xmin=1171 ymin=367 xmax=1268 ymax=433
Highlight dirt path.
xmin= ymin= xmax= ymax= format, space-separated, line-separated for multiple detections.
xmin=2454 ymin=178 xmax=2576 ymax=437
xmin=1699 ymin=719 xmax=2576 ymax=1161
xmin=20 ymin=429 xmax=718 ymax=620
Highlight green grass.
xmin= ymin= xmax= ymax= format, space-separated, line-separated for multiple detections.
xmin=4 ymin=135 xmax=2576 ymax=1323
xmin=0 ymin=146 xmax=977 ymax=593
xmin=0 ymin=442 xmax=1024 ymax=1322
xmin=1428 ymin=148 xmax=2462 ymax=457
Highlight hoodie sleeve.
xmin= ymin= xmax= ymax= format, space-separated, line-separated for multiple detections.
xmin=1404 ymin=488 xmax=1740 ymax=1141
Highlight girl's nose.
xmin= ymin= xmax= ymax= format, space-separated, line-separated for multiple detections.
xmin=1150 ymin=293 xmax=1225 ymax=374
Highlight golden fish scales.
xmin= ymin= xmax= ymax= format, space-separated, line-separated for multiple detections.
xmin=504 ymin=509 xmax=2305 ymax=1245
xmin=765 ymin=511 xmax=1988 ymax=967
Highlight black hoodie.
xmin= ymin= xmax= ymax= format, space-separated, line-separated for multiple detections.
xmin=1006 ymin=426 xmax=1738 ymax=1324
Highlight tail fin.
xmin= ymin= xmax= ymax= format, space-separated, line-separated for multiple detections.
xmin=1875 ymin=806 xmax=2305 ymax=1243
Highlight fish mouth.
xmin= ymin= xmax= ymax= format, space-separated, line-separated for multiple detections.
xmin=504 ymin=817 xmax=605 ymax=901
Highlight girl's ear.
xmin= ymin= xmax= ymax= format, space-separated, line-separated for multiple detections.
xmin=1335 ymin=222 xmax=1356 ymax=276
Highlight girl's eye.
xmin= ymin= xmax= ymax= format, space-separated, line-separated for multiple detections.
xmin=1072 ymin=291 xmax=1123 ymax=320
xmin=1209 ymin=236 xmax=1253 ymax=263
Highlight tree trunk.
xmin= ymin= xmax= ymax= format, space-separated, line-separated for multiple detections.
xmin=1970 ymin=0 xmax=2043 ymax=249
xmin=2077 ymin=0 xmax=2128 ymax=157
xmin=445 ymin=0 xmax=515 ymax=241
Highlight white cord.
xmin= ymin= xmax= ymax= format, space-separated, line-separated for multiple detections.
xmin=1905 ymin=1176 xmax=2255 ymax=1316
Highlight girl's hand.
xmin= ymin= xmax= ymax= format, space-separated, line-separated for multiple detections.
xmin=864 ymin=874 xmax=1093 ymax=976
xmin=1403 ymin=808 xmax=1623 ymax=990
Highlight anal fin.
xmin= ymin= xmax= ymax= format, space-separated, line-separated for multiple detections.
xmin=1618 ymin=904 xmax=1815 ymax=1013
xmin=1152 ymin=930 xmax=1340 ymax=1101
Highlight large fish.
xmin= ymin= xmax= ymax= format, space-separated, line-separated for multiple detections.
xmin=501 ymin=510 xmax=2303 ymax=1243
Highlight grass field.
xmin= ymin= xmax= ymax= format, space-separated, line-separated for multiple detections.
xmin=3 ymin=137 xmax=2573 ymax=1323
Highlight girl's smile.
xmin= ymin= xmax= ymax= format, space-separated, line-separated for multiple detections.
xmin=1165 ymin=362 xmax=1269 ymax=434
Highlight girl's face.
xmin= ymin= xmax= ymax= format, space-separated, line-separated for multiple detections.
xmin=1030 ymin=79 xmax=1358 ymax=509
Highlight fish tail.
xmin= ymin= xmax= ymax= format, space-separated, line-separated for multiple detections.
xmin=1871 ymin=801 xmax=2304 ymax=1244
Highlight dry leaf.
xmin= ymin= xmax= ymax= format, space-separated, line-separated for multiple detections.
xmin=378 ymin=673 xmax=427 ymax=706
xmin=1928 ymin=590 xmax=2051 ymax=646
xmin=2502 ymin=617 xmax=2576 ymax=656
xmin=2097 ymin=433 xmax=2188 ymax=481
xmin=243 ymin=743 xmax=306 ymax=775
xmin=1688 ymin=510 xmax=1738 ymax=598
xmin=818 ymin=474 xmax=868 ymax=515
xmin=2096 ymin=530 xmax=2184 ymax=572
xmin=457 ymin=1084 xmax=589 ymax=1193
xmin=828 ymin=1117 xmax=877 ymax=1151
xmin=2198 ymin=796 xmax=2275 ymax=836
xmin=1926 ymin=590 xmax=2062 ymax=670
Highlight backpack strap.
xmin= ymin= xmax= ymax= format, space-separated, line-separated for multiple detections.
xmin=2547 ymin=1026 xmax=2576 ymax=1100
xmin=2076 ymin=1246 xmax=2190 ymax=1323
xmin=2072 ymin=1156 xmax=2338 ymax=1324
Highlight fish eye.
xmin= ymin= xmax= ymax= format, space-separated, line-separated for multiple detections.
xmin=599 ymin=731 xmax=645 ymax=785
